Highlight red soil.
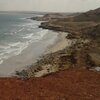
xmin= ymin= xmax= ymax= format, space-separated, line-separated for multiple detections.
xmin=0 ymin=68 xmax=100 ymax=100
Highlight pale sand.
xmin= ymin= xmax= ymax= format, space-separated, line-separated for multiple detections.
xmin=46 ymin=32 xmax=72 ymax=54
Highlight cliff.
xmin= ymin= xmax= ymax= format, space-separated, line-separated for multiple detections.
xmin=30 ymin=13 xmax=65 ymax=21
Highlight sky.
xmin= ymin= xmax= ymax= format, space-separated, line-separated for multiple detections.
xmin=0 ymin=0 xmax=100 ymax=12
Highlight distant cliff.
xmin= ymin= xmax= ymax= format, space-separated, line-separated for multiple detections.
xmin=39 ymin=7 xmax=100 ymax=39
xmin=30 ymin=13 xmax=79 ymax=21
xmin=30 ymin=13 xmax=64 ymax=21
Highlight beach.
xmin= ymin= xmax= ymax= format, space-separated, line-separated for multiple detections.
xmin=0 ymin=7 xmax=100 ymax=100
xmin=0 ymin=29 xmax=69 ymax=76
xmin=45 ymin=32 xmax=71 ymax=54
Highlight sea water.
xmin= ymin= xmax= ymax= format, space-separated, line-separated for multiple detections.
xmin=0 ymin=12 xmax=49 ymax=65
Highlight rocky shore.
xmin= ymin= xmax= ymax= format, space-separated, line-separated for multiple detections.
xmin=16 ymin=8 xmax=100 ymax=78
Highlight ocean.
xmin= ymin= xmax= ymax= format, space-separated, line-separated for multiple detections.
xmin=0 ymin=12 xmax=58 ymax=76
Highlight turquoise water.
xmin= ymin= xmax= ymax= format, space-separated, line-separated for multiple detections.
xmin=0 ymin=12 xmax=47 ymax=64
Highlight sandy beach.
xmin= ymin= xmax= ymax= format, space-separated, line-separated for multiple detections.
xmin=45 ymin=32 xmax=72 ymax=54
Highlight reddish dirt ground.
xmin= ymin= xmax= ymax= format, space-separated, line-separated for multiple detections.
xmin=0 ymin=68 xmax=100 ymax=100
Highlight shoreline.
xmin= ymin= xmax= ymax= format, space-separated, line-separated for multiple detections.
xmin=16 ymin=31 xmax=73 ymax=78
xmin=0 ymin=30 xmax=59 ymax=77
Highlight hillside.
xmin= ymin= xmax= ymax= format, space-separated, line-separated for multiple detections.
xmin=0 ymin=68 xmax=100 ymax=100
xmin=70 ymin=8 xmax=100 ymax=22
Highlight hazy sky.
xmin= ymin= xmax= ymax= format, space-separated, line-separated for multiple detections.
xmin=0 ymin=0 xmax=100 ymax=12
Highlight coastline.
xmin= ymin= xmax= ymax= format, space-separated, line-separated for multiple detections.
xmin=0 ymin=8 xmax=100 ymax=100
xmin=15 ymin=31 xmax=72 ymax=78
xmin=0 ymin=30 xmax=60 ymax=76
xmin=45 ymin=32 xmax=71 ymax=54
